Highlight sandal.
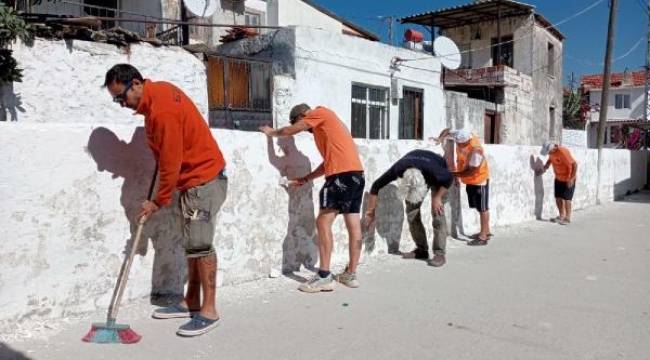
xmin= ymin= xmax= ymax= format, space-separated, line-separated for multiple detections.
xmin=467 ymin=238 xmax=489 ymax=246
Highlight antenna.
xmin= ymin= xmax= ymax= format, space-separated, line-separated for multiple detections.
xmin=433 ymin=36 xmax=461 ymax=70
xmin=184 ymin=0 xmax=217 ymax=17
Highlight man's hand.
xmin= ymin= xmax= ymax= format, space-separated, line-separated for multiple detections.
xmin=259 ymin=125 xmax=275 ymax=136
xmin=139 ymin=200 xmax=160 ymax=223
xmin=364 ymin=209 xmax=376 ymax=230
xmin=432 ymin=197 xmax=444 ymax=216
xmin=568 ymin=178 xmax=576 ymax=188
xmin=288 ymin=176 xmax=308 ymax=187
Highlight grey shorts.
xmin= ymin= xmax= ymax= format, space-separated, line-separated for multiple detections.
xmin=180 ymin=176 xmax=228 ymax=258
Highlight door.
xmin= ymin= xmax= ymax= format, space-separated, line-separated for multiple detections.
xmin=399 ymin=88 xmax=424 ymax=139
xmin=484 ymin=110 xmax=501 ymax=144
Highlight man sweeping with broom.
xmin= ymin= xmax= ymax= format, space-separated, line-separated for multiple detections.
xmin=84 ymin=64 xmax=228 ymax=342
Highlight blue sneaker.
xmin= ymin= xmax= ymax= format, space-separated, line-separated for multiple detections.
xmin=152 ymin=304 xmax=198 ymax=319
xmin=176 ymin=315 xmax=221 ymax=337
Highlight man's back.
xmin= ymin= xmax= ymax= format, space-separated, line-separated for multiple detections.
xmin=136 ymin=80 xmax=225 ymax=205
xmin=301 ymin=107 xmax=363 ymax=176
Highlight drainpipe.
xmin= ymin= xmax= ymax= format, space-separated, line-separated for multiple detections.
xmin=496 ymin=3 xmax=501 ymax=67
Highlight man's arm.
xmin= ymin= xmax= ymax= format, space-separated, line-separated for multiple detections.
xmin=568 ymin=162 xmax=578 ymax=187
xmin=259 ymin=121 xmax=311 ymax=137
xmin=452 ymin=148 xmax=482 ymax=178
xmin=364 ymin=165 xmax=400 ymax=229
xmin=431 ymin=186 xmax=447 ymax=216
xmin=297 ymin=163 xmax=325 ymax=184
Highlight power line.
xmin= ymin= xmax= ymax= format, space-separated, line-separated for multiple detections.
xmin=398 ymin=0 xmax=606 ymax=63
xmin=564 ymin=35 xmax=645 ymax=67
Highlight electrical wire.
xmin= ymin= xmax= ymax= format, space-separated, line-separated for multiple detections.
xmin=398 ymin=0 xmax=607 ymax=63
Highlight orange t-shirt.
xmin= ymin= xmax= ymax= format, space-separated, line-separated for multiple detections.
xmin=136 ymin=80 xmax=226 ymax=206
xmin=301 ymin=106 xmax=364 ymax=176
xmin=549 ymin=146 xmax=575 ymax=182
xmin=455 ymin=136 xmax=490 ymax=185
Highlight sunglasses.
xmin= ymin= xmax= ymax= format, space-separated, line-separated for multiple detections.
xmin=112 ymin=80 xmax=133 ymax=103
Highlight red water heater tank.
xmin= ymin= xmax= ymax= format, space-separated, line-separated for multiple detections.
xmin=404 ymin=29 xmax=424 ymax=43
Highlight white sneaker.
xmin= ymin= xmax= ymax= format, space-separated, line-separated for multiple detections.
xmin=298 ymin=274 xmax=335 ymax=293
xmin=334 ymin=268 xmax=360 ymax=288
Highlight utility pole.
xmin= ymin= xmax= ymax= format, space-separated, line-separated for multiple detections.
xmin=643 ymin=0 xmax=650 ymax=150
xmin=596 ymin=0 xmax=619 ymax=204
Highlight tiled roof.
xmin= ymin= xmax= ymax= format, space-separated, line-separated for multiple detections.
xmin=580 ymin=70 xmax=646 ymax=90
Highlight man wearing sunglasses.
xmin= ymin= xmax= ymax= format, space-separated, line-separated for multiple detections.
xmin=104 ymin=64 xmax=228 ymax=337
xmin=260 ymin=104 xmax=365 ymax=293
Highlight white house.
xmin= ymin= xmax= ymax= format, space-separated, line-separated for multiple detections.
xmin=581 ymin=70 xmax=648 ymax=148
xmin=210 ymin=26 xmax=444 ymax=140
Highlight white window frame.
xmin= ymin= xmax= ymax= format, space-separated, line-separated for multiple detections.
xmin=614 ymin=94 xmax=631 ymax=109
xmin=351 ymin=83 xmax=390 ymax=140
xmin=244 ymin=10 xmax=263 ymax=27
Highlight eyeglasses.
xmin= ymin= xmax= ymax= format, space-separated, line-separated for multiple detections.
xmin=112 ymin=80 xmax=133 ymax=103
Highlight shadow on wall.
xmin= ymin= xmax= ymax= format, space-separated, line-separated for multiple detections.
xmin=0 ymin=343 xmax=32 ymax=360
xmin=530 ymin=155 xmax=545 ymax=220
xmin=614 ymin=151 xmax=648 ymax=201
xmin=266 ymin=136 xmax=318 ymax=275
xmin=361 ymin=185 xmax=404 ymax=255
xmin=0 ymin=83 xmax=26 ymax=122
xmin=86 ymin=127 xmax=186 ymax=306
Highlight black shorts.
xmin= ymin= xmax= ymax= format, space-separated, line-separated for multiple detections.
xmin=554 ymin=179 xmax=575 ymax=201
xmin=319 ymin=171 xmax=365 ymax=214
xmin=466 ymin=181 xmax=489 ymax=213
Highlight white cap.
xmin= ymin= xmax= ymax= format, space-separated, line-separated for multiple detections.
xmin=449 ymin=129 xmax=471 ymax=143
xmin=398 ymin=168 xmax=429 ymax=204
xmin=541 ymin=141 xmax=557 ymax=156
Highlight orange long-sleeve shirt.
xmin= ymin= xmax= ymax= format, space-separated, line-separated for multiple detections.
xmin=136 ymin=80 xmax=226 ymax=206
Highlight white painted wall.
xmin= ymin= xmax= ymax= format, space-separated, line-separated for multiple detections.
xmin=1 ymin=123 xmax=646 ymax=338
xmin=562 ymin=129 xmax=588 ymax=148
xmin=589 ymin=87 xmax=647 ymax=121
xmin=271 ymin=0 xmax=341 ymax=32
xmin=216 ymin=27 xmax=443 ymax=140
xmin=1 ymin=39 xmax=208 ymax=124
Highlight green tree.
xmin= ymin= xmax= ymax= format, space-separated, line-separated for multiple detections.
xmin=0 ymin=2 xmax=33 ymax=82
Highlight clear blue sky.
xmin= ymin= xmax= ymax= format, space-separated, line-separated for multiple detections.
xmin=310 ymin=0 xmax=646 ymax=85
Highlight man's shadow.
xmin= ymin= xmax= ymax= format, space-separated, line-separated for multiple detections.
xmin=362 ymin=186 xmax=404 ymax=254
xmin=87 ymin=127 xmax=185 ymax=306
xmin=266 ymin=137 xmax=318 ymax=279
xmin=0 ymin=83 xmax=26 ymax=122
xmin=442 ymin=140 xmax=466 ymax=239
xmin=530 ymin=155 xmax=545 ymax=220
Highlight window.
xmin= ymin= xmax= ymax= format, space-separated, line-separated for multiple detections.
xmin=245 ymin=11 xmax=262 ymax=27
xmin=549 ymin=107 xmax=556 ymax=139
xmin=608 ymin=125 xmax=621 ymax=145
xmin=351 ymin=84 xmax=389 ymax=139
xmin=547 ymin=42 xmax=555 ymax=77
xmin=399 ymin=88 xmax=424 ymax=140
xmin=614 ymin=94 xmax=631 ymax=109
xmin=84 ymin=0 xmax=117 ymax=29
xmin=459 ymin=43 xmax=472 ymax=69
xmin=207 ymin=55 xmax=273 ymax=129
xmin=491 ymin=35 xmax=513 ymax=67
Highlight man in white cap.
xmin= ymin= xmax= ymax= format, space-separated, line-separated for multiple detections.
xmin=365 ymin=149 xmax=454 ymax=267
xmin=539 ymin=141 xmax=578 ymax=225
xmin=437 ymin=128 xmax=492 ymax=245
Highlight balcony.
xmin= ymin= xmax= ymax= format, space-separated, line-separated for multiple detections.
xmin=444 ymin=65 xmax=527 ymax=87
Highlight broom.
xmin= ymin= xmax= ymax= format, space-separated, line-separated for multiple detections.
xmin=82 ymin=165 xmax=158 ymax=344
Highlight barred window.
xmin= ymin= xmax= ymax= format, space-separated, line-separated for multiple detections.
xmin=351 ymin=84 xmax=389 ymax=139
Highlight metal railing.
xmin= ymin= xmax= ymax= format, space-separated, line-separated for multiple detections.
xmin=16 ymin=0 xmax=184 ymax=44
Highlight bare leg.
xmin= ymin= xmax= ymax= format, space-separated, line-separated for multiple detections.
xmin=315 ymin=210 xmax=338 ymax=272
xmin=343 ymin=213 xmax=362 ymax=273
xmin=180 ymin=258 xmax=200 ymax=311
xmin=479 ymin=211 xmax=490 ymax=239
xmin=555 ymin=198 xmax=565 ymax=219
xmin=197 ymin=253 xmax=218 ymax=320
xmin=565 ymin=200 xmax=572 ymax=220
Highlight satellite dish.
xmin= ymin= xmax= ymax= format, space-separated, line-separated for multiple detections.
xmin=184 ymin=0 xmax=217 ymax=17
xmin=434 ymin=36 xmax=461 ymax=70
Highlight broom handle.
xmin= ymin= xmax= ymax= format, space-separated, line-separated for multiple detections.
xmin=108 ymin=164 xmax=158 ymax=322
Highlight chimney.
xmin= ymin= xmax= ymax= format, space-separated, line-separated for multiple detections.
xmin=622 ymin=69 xmax=633 ymax=86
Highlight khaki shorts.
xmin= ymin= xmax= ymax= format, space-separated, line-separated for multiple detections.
xmin=180 ymin=176 xmax=228 ymax=258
